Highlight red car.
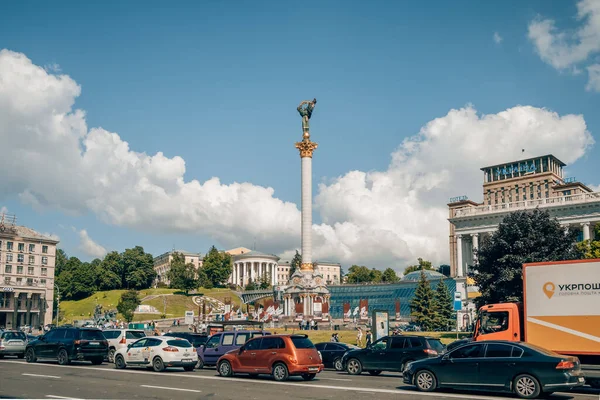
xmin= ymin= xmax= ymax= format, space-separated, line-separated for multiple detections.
xmin=217 ymin=334 xmax=324 ymax=381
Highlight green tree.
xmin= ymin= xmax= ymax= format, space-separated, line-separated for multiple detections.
xmin=167 ymin=252 xmax=199 ymax=294
xmin=403 ymin=258 xmax=434 ymax=275
xmin=346 ymin=265 xmax=372 ymax=283
xmin=576 ymin=225 xmax=600 ymax=259
xmin=369 ymin=268 xmax=383 ymax=283
xmin=122 ymin=246 xmax=156 ymax=290
xmin=409 ymin=270 xmax=437 ymax=331
xmin=97 ymin=251 xmax=122 ymax=291
xmin=70 ymin=260 xmax=97 ymax=300
xmin=259 ymin=272 xmax=271 ymax=289
xmin=432 ymin=279 xmax=453 ymax=330
xmin=245 ymin=279 xmax=257 ymax=291
xmin=55 ymin=249 xmax=68 ymax=276
xmin=289 ymin=250 xmax=302 ymax=278
xmin=116 ymin=290 xmax=141 ymax=323
xmin=471 ymin=209 xmax=580 ymax=308
xmin=381 ymin=268 xmax=399 ymax=283
xmin=202 ymin=246 xmax=233 ymax=287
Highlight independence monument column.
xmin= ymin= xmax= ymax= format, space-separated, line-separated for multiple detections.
xmin=295 ymin=99 xmax=318 ymax=272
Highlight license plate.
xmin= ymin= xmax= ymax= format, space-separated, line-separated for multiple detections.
xmin=89 ymin=341 xmax=99 ymax=345
xmin=308 ymin=367 xmax=318 ymax=372
xmin=182 ymin=359 xmax=193 ymax=362
xmin=578 ymin=377 xmax=584 ymax=382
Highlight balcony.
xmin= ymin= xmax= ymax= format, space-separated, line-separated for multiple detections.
xmin=452 ymin=192 xmax=600 ymax=218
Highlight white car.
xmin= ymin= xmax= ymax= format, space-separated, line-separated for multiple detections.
xmin=102 ymin=329 xmax=146 ymax=363
xmin=113 ymin=336 xmax=198 ymax=372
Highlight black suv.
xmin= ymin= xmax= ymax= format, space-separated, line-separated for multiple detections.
xmin=164 ymin=332 xmax=208 ymax=348
xmin=25 ymin=327 xmax=108 ymax=365
xmin=341 ymin=335 xmax=445 ymax=375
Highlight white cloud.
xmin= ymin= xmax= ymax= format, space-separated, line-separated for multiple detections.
xmin=586 ymin=64 xmax=600 ymax=91
xmin=0 ymin=206 xmax=7 ymax=214
xmin=493 ymin=32 xmax=503 ymax=44
xmin=78 ymin=229 xmax=107 ymax=258
xmin=0 ymin=49 xmax=595 ymax=270
xmin=590 ymin=184 xmax=600 ymax=192
xmin=527 ymin=0 xmax=600 ymax=91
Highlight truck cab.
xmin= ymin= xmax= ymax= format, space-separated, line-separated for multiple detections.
xmin=473 ymin=303 xmax=524 ymax=343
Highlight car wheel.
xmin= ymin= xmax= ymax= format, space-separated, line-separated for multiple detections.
xmin=218 ymin=360 xmax=233 ymax=377
xmin=368 ymin=370 xmax=382 ymax=376
xmin=346 ymin=358 xmax=363 ymax=375
xmin=114 ymin=355 xmax=126 ymax=369
xmin=272 ymin=362 xmax=289 ymax=382
xmin=302 ymin=373 xmax=316 ymax=381
xmin=152 ymin=357 xmax=165 ymax=372
xmin=333 ymin=358 xmax=343 ymax=371
xmin=91 ymin=357 xmax=103 ymax=365
xmin=196 ymin=358 xmax=204 ymax=369
xmin=108 ymin=348 xmax=116 ymax=363
xmin=514 ymin=374 xmax=541 ymax=399
xmin=183 ymin=365 xmax=194 ymax=372
xmin=25 ymin=348 xmax=37 ymax=363
xmin=57 ymin=349 xmax=70 ymax=365
xmin=415 ymin=370 xmax=437 ymax=392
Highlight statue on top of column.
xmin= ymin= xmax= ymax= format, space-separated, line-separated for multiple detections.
xmin=297 ymin=98 xmax=317 ymax=139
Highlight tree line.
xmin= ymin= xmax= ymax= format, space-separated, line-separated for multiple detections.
xmin=55 ymin=246 xmax=155 ymax=301
xmin=344 ymin=258 xmax=451 ymax=284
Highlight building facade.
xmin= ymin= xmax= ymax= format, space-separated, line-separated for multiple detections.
xmin=448 ymin=154 xmax=599 ymax=300
xmin=229 ymin=249 xmax=279 ymax=288
xmin=154 ymin=250 xmax=203 ymax=285
xmin=276 ymin=261 xmax=341 ymax=287
xmin=0 ymin=215 xmax=59 ymax=328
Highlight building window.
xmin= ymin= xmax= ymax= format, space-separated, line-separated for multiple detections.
xmin=26 ymin=278 xmax=33 ymax=286
xmin=40 ymin=279 xmax=46 ymax=286
xmin=28 ymin=267 xmax=34 ymax=275
xmin=6 ymin=254 xmax=12 ymax=262
xmin=16 ymin=277 xmax=22 ymax=285
xmin=42 ymin=245 xmax=48 ymax=254
xmin=17 ymin=266 xmax=23 ymax=274
xmin=41 ymin=267 xmax=47 ymax=276
xmin=17 ymin=254 xmax=24 ymax=263
xmin=0 ymin=293 xmax=9 ymax=308
xmin=5 ymin=265 xmax=11 ymax=273
xmin=29 ymin=255 xmax=35 ymax=265
xmin=4 ymin=277 xmax=10 ymax=284
xmin=6 ymin=241 xmax=13 ymax=251
xmin=18 ymin=243 xmax=25 ymax=252
xmin=29 ymin=244 xmax=35 ymax=252
xmin=42 ymin=256 xmax=48 ymax=265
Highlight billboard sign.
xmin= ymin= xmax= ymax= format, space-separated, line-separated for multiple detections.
xmin=372 ymin=310 xmax=389 ymax=341
xmin=184 ymin=310 xmax=194 ymax=325
xmin=453 ymin=291 xmax=462 ymax=311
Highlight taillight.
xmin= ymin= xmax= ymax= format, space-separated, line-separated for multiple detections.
xmin=556 ymin=360 xmax=575 ymax=370
xmin=424 ymin=349 xmax=438 ymax=356
xmin=163 ymin=346 xmax=179 ymax=352
xmin=119 ymin=337 xmax=127 ymax=344
xmin=74 ymin=340 xmax=81 ymax=345
xmin=192 ymin=348 xmax=196 ymax=353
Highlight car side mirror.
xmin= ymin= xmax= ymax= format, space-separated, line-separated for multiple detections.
xmin=442 ymin=354 xmax=451 ymax=362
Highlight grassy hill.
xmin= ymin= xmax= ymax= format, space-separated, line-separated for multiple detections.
xmin=59 ymin=288 xmax=242 ymax=323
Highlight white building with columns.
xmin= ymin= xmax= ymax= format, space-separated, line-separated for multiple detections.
xmin=228 ymin=249 xmax=279 ymax=289
xmin=448 ymin=154 xmax=600 ymax=300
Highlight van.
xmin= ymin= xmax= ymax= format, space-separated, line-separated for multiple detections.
xmin=197 ymin=330 xmax=269 ymax=368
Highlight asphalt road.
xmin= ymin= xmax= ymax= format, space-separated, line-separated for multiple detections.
xmin=1 ymin=358 xmax=599 ymax=400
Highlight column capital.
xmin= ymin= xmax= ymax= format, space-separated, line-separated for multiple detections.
xmin=295 ymin=139 xmax=318 ymax=158
xmin=470 ymin=233 xmax=479 ymax=238
xmin=456 ymin=234 xmax=463 ymax=239
xmin=581 ymin=222 xmax=591 ymax=227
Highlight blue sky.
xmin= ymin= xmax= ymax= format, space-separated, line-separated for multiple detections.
xmin=1 ymin=0 xmax=599 ymax=269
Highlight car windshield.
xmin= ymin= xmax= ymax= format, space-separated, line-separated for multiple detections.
xmin=102 ymin=331 xmax=121 ymax=339
xmin=126 ymin=331 xmax=145 ymax=339
xmin=426 ymin=339 xmax=445 ymax=352
xmin=167 ymin=339 xmax=192 ymax=348
xmin=291 ymin=337 xmax=315 ymax=349
xmin=3 ymin=331 xmax=26 ymax=340
xmin=80 ymin=330 xmax=105 ymax=340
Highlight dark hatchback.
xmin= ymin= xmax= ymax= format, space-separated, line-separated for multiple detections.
xmin=25 ymin=327 xmax=108 ymax=365
xmin=403 ymin=340 xmax=584 ymax=399
xmin=341 ymin=335 xmax=445 ymax=375
xmin=315 ymin=342 xmax=360 ymax=370
xmin=164 ymin=332 xmax=208 ymax=348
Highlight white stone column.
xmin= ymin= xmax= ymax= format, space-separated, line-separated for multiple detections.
xmin=301 ymin=156 xmax=313 ymax=266
xmin=244 ymin=262 xmax=249 ymax=286
xmin=237 ymin=263 xmax=241 ymax=286
xmin=471 ymin=233 xmax=479 ymax=264
xmin=456 ymin=235 xmax=463 ymax=278
xmin=271 ymin=263 xmax=276 ymax=286
xmin=582 ymin=222 xmax=591 ymax=241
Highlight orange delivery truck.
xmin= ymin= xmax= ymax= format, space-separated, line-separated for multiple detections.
xmin=466 ymin=259 xmax=600 ymax=388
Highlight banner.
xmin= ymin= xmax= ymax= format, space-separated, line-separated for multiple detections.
xmin=359 ymin=299 xmax=369 ymax=321
xmin=343 ymin=302 xmax=351 ymax=322
xmin=395 ymin=299 xmax=401 ymax=320
xmin=313 ymin=299 xmax=323 ymax=319
xmin=373 ymin=310 xmax=389 ymax=341
xmin=295 ymin=302 xmax=304 ymax=320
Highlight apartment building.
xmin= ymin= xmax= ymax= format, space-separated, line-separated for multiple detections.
xmin=0 ymin=214 xmax=59 ymax=328
xmin=153 ymin=250 xmax=203 ymax=285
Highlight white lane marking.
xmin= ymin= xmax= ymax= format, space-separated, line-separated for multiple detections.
xmin=318 ymin=377 xmax=352 ymax=381
xmin=140 ymin=385 xmax=202 ymax=393
xmin=0 ymin=361 xmax=517 ymax=400
xmin=23 ymin=373 xmax=61 ymax=379
xmin=45 ymin=396 xmax=83 ymax=399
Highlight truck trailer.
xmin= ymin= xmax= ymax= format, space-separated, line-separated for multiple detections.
xmin=467 ymin=259 xmax=600 ymax=388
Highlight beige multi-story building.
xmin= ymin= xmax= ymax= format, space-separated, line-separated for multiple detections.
xmin=153 ymin=250 xmax=203 ymax=285
xmin=0 ymin=214 xmax=59 ymax=328
xmin=448 ymin=154 xmax=599 ymax=299
xmin=275 ymin=260 xmax=341 ymax=287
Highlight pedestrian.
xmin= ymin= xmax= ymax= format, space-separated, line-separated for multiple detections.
xmin=356 ymin=326 xmax=363 ymax=347
xmin=335 ymin=333 xmax=340 ymax=342
xmin=298 ymin=320 xmax=302 ymax=330
xmin=366 ymin=330 xmax=372 ymax=347
xmin=330 ymin=333 xmax=336 ymax=342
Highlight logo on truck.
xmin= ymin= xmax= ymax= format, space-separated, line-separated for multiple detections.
xmin=543 ymin=282 xmax=555 ymax=299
